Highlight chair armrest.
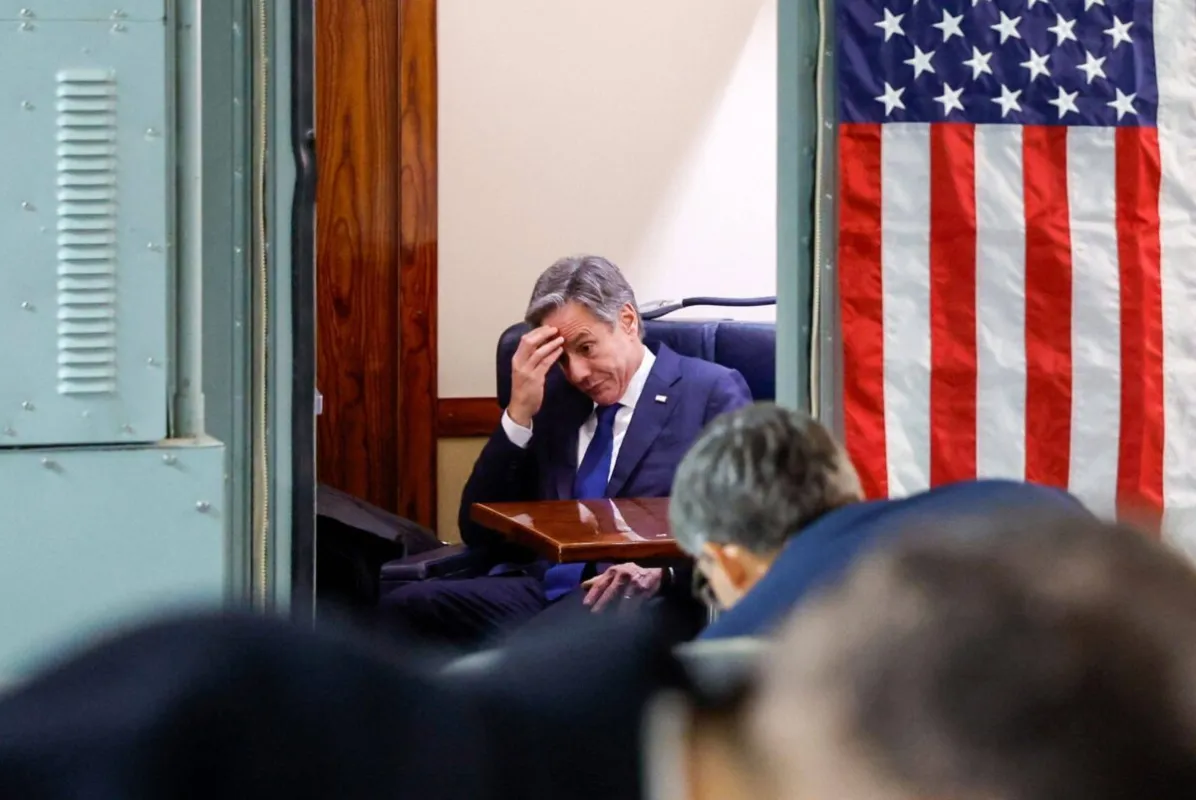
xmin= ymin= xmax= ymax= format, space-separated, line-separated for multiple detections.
xmin=380 ymin=544 xmax=493 ymax=582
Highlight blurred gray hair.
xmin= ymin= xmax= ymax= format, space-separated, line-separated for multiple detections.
xmin=754 ymin=514 xmax=1196 ymax=800
xmin=669 ymin=404 xmax=864 ymax=556
xmin=525 ymin=255 xmax=644 ymax=339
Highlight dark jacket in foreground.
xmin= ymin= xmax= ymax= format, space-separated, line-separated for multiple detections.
xmin=702 ymin=479 xmax=1092 ymax=640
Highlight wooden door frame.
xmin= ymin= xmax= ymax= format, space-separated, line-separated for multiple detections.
xmin=396 ymin=0 xmax=438 ymax=528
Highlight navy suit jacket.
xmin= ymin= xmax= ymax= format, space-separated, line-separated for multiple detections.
xmin=460 ymin=343 xmax=752 ymax=551
xmin=701 ymin=479 xmax=1091 ymax=640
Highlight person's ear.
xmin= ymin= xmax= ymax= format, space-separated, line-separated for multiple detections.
xmin=619 ymin=303 xmax=638 ymax=337
xmin=705 ymin=542 xmax=752 ymax=592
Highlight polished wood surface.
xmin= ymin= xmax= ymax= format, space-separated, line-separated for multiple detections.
xmin=471 ymin=499 xmax=681 ymax=563
xmin=437 ymin=397 xmax=502 ymax=438
xmin=316 ymin=0 xmax=401 ymax=512
xmin=396 ymin=0 xmax=439 ymax=527
xmin=315 ymin=0 xmax=438 ymax=525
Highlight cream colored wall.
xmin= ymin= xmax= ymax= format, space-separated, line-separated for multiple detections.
xmin=438 ymin=0 xmax=778 ymax=399
xmin=437 ymin=438 xmax=485 ymax=543
xmin=436 ymin=0 xmax=778 ymax=540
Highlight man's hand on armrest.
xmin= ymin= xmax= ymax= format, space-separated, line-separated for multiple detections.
xmin=582 ymin=564 xmax=664 ymax=612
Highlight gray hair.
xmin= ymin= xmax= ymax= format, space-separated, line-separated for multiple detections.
xmin=669 ymin=403 xmax=864 ymax=556
xmin=525 ymin=255 xmax=644 ymax=339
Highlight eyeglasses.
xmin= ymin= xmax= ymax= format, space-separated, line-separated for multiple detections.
xmin=692 ymin=562 xmax=719 ymax=609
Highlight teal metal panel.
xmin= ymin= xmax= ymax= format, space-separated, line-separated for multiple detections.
xmin=268 ymin=0 xmax=299 ymax=613
xmin=0 ymin=17 xmax=169 ymax=446
xmin=0 ymin=2 xmax=164 ymax=21
xmin=197 ymin=0 xmax=254 ymax=603
xmin=0 ymin=439 xmax=225 ymax=683
xmin=776 ymin=0 xmax=820 ymax=411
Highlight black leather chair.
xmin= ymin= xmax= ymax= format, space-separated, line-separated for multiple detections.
xmin=379 ymin=299 xmax=777 ymax=590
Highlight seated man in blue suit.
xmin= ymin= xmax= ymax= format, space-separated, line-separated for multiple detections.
xmin=381 ymin=255 xmax=752 ymax=645
xmin=667 ymin=403 xmax=1090 ymax=640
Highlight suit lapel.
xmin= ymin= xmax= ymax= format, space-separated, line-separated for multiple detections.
xmin=606 ymin=345 xmax=682 ymax=498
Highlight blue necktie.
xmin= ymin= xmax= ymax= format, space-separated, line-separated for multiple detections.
xmin=543 ymin=404 xmax=620 ymax=601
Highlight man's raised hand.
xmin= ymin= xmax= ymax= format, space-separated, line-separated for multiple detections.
xmin=507 ymin=326 xmax=564 ymax=427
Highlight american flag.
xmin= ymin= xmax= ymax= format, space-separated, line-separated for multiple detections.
xmin=836 ymin=0 xmax=1196 ymax=539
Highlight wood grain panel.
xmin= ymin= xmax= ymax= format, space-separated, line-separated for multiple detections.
xmin=315 ymin=0 xmax=401 ymax=511
xmin=438 ymin=398 xmax=502 ymax=438
xmin=396 ymin=0 xmax=439 ymax=527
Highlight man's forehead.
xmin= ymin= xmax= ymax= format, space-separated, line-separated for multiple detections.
xmin=543 ymin=304 xmax=601 ymax=339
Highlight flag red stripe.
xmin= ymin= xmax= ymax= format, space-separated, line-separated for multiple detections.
xmin=839 ymin=123 xmax=888 ymax=498
xmin=1115 ymin=126 xmax=1165 ymax=524
xmin=929 ymin=124 xmax=978 ymax=484
xmin=1021 ymin=126 xmax=1073 ymax=487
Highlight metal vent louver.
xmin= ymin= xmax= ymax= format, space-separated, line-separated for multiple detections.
xmin=55 ymin=69 xmax=118 ymax=396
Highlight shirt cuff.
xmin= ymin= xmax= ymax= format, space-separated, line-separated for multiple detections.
xmin=501 ymin=410 xmax=533 ymax=449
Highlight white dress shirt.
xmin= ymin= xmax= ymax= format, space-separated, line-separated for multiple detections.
xmin=501 ymin=345 xmax=656 ymax=480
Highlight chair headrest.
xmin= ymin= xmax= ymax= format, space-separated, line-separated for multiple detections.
xmin=494 ymin=318 xmax=776 ymax=408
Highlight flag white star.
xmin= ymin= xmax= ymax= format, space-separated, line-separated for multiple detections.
xmin=1084 ymin=0 xmax=1105 ymax=9
xmin=972 ymin=0 xmax=991 ymax=5
xmin=1027 ymin=0 xmax=1047 ymax=7
xmin=1020 ymin=48 xmax=1051 ymax=81
xmin=935 ymin=83 xmax=965 ymax=115
xmin=1104 ymin=16 xmax=1133 ymax=48
xmin=991 ymin=11 xmax=1022 ymax=44
xmin=962 ymin=46 xmax=993 ymax=79
xmin=1076 ymin=51 xmax=1107 ymax=84
xmin=1047 ymin=13 xmax=1078 ymax=45
xmin=1047 ymin=86 xmax=1080 ymax=118
xmin=1107 ymin=88 xmax=1137 ymax=120
xmin=992 ymin=84 xmax=1022 ymax=118
xmin=904 ymin=45 xmax=936 ymax=78
xmin=933 ymin=9 xmax=965 ymax=42
xmin=875 ymin=8 xmax=906 ymax=42
xmin=875 ymin=81 xmax=906 ymax=116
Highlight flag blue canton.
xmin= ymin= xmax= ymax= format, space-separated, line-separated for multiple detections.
xmin=838 ymin=0 xmax=1158 ymax=126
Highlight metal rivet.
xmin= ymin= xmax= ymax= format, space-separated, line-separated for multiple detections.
xmin=196 ymin=501 xmax=211 ymax=513
xmin=21 ymin=401 xmax=33 ymax=411
xmin=20 ymin=101 xmax=32 ymax=110
xmin=234 ymin=246 xmax=243 ymax=255
xmin=20 ymin=202 xmax=32 ymax=211
xmin=824 ymin=121 xmax=833 ymax=130
xmin=162 ymin=454 xmax=177 ymax=465
xmin=111 ymin=23 xmax=126 ymax=32
xmin=145 ymin=127 xmax=159 ymax=138
xmin=19 ymin=22 xmax=32 ymax=31
xmin=111 ymin=9 xmax=127 ymax=19
xmin=146 ymin=242 xmax=162 ymax=251
xmin=146 ymin=357 xmax=156 ymax=366
xmin=824 ymin=193 xmax=833 ymax=201
xmin=20 ymin=301 xmax=32 ymax=310
xmin=41 ymin=457 xmax=56 ymax=469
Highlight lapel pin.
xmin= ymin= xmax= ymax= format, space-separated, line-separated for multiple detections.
xmin=655 ymin=395 xmax=668 ymax=403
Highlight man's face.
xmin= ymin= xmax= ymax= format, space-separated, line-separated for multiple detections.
xmin=541 ymin=301 xmax=643 ymax=405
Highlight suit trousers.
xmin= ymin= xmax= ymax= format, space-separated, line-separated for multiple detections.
xmin=376 ymin=573 xmax=707 ymax=650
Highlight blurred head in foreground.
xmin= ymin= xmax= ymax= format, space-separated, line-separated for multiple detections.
xmin=748 ymin=514 xmax=1196 ymax=800
xmin=670 ymin=403 xmax=863 ymax=609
